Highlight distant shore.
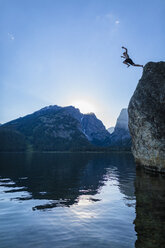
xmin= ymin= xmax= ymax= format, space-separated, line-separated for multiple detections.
xmin=0 ymin=150 xmax=132 ymax=154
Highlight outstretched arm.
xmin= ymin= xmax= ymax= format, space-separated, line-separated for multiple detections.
xmin=122 ymin=46 xmax=128 ymax=53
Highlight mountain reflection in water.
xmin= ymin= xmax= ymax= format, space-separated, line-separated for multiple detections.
xmin=0 ymin=152 xmax=135 ymax=211
xmin=1 ymin=152 xmax=165 ymax=248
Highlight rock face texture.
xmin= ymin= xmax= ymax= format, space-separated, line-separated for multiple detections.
xmin=128 ymin=62 xmax=165 ymax=173
xmin=81 ymin=113 xmax=111 ymax=146
xmin=0 ymin=105 xmax=111 ymax=151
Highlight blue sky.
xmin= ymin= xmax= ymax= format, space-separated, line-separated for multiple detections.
xmin=0 ymin=0 xmax=165 ymax=127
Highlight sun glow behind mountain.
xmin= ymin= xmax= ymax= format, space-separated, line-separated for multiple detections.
xmin=71 ymin=100 xmax=96 ymax=114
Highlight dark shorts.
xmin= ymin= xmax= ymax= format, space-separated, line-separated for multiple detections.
xmin=125 ymin=58 xmax=134 ymax=65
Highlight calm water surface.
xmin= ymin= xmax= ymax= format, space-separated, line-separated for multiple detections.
xmin=0 ymin=152 xmax=165 ymax=248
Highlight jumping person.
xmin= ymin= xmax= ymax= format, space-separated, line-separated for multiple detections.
xmin=121 ymin=46 xmax=143 ymax=68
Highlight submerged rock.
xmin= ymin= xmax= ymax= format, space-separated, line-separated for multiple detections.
xmin=128 ymin=62 xmax=165 ymax=173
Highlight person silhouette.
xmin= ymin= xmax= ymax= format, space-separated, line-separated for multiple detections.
xmin=121 ymin=46 xmax=143 ymax=68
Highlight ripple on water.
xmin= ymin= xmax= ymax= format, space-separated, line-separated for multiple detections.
xmin=0 ymin=152 xmax=137 ymax=248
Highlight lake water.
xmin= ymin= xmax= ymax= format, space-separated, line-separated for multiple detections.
xmin=0 ymin=152 xmax=165 ymax=248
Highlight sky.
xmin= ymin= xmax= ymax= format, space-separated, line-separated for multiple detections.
xmin=0 ymin=0 xmax=165 ymax=128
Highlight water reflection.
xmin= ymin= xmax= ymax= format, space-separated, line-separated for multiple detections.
xmin=0 ymin=152 xmax=138 ymax=248
xmin=1 ymin=152 xmax=165 ymax=247
xmin=134 ymin=168 xmax=165 ymax=248
xmin=0 ymin=152 xmax=135 ymax=210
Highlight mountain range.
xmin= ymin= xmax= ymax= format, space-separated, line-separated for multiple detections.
xmin=0 ymin=105 xmax=131 ymax=152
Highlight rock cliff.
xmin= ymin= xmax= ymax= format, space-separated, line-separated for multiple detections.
xmin=109 ymin=108 xmax=131 ymax=148
xmin=128 ymin=62 xmax=165 ymax=173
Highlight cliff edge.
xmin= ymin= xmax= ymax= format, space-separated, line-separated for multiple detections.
xmin=128 ymin=62 xmax=165 ymax=173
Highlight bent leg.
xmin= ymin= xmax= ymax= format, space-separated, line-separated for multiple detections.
xmin=123 ymin=61 xmax=130 ymax=67
xmin=133 ymin=63 xmax=143 ymax=68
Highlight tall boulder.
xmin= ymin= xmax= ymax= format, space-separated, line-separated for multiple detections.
xmin=128 ymin=62 xmax=165 ymax=173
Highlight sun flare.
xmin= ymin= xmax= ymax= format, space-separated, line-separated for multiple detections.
xmin=71 ymin=100 xmax=96 ymax=114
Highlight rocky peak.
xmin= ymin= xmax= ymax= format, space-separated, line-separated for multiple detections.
xmin=62 ymin=106 xmax=83 ymax=122
xmin=109 ymin=108 xmax=131 ymax=147
xmin=115 ymin=108 xmax=129 ymax=131
xmin=1 ymin=104 xmax=113 ymax=150
xmin=128 ymin=61 xmax=165 ymax=173
xmin=81 ymin=113 xmax=111 ymax=145
xmin=36 ymin=105 xmax=62 ymax=114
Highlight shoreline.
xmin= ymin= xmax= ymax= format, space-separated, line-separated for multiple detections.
xmin=0 ymin=150 xmax=132 ymax=154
